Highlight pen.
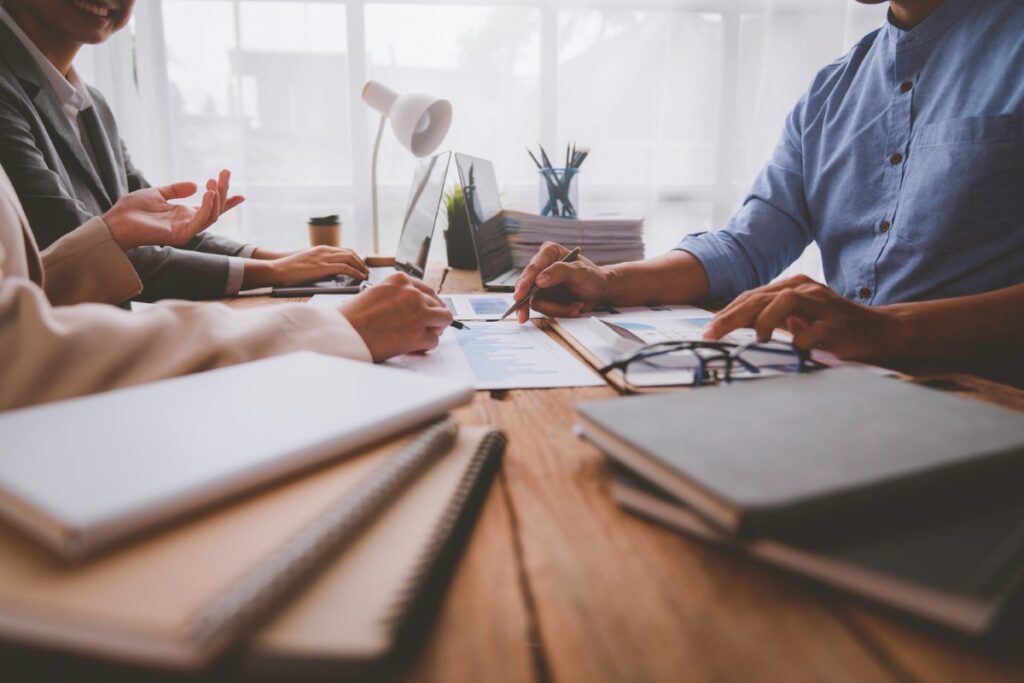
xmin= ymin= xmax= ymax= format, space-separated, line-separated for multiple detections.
xmin=498 ymin=246 xmax=582 ymax=322
xmin=451 ymin=320 xmax=468 ymax=330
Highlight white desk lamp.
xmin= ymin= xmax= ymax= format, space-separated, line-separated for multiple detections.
xmin=362 ymin=81 xmax=452 ymax=253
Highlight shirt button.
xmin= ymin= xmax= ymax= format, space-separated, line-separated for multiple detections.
xmin=859 ymin=287 xmax=872 ymax=299
xmin=889 ymin=152 xmax=904 ymax=165
xmin=879 ymin=220 xmax=891 ymax=233
xmin=900 ymin=81 xmax=913 ymax=93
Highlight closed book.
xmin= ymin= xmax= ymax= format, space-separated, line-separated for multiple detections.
xmin=610 ymin=468 xmax=1024 ymax=636
xmin=0 ymin=352 xmax=473 ymax=559
xmin=0 ymin=426 xmax=505 ymax=671
xmin=576 ymin=368 xmax=1024 ymax=537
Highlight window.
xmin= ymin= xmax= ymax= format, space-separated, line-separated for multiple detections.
xmin=108 ymin=0 xmax=885 ymax=267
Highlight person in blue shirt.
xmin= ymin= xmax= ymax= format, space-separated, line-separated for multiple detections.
xmin=515 ymin=0 xmax=1024 ymax=367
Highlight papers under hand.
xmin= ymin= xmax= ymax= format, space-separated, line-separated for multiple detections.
xmin=387 ymin=322 xmax=603 ymax=390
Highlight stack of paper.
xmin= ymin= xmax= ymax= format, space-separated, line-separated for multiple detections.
xmin=501 ymin=210 xmax=644 ymax=266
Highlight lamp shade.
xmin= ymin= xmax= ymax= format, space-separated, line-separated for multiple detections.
xmin=362 ymin=81 xmax=452 ymax=157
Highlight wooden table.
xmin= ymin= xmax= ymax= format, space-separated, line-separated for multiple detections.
xmin=232 ymin=265 xmax=1024 ymax=683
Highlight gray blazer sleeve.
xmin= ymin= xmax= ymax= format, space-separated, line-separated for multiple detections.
xmin=0 ymin=86 xmax=248 ymax=300
xmin=0 ymin=95 xmax=92 ymax=248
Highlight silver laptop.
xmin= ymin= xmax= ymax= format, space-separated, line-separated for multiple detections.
xmin=272 ymin=151 xmax=450 ymax=296
xmin=453 ymin=153 xmax=521 ymax=292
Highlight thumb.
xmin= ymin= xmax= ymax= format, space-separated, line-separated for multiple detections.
xmin=535 ymin=261 xmax=579 ymax=289
xmin=157 ymin=181 xmax=198 ymax=201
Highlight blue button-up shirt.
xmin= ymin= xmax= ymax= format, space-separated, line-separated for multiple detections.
xmin=678 ymin=0 xmax=1024 ymax=306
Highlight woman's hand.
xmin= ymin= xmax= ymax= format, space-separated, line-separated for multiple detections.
xmin=102 ymin=181 xmax=218 ymax=250
xmin=338 ymin=273 xmax=453 ymax=361
xmin=242 ymin=246 xmax=369 ymax=288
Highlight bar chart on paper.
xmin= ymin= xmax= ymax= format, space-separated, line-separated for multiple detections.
xmin=387 ymin=323 xmax=603 ymax=390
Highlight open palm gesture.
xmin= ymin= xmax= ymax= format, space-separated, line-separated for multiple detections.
xmin=103 ymin=180 xmax=224 ymax=250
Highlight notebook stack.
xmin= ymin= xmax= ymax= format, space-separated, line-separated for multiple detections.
xmin=501 ymin=209 xmax=644 ymax=266
xmin=575 ymin=368 xmax=1024 ymax=637
xmin=0 ymin=353 xmax=506 ymax=675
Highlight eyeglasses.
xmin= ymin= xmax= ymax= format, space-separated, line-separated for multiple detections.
xmin=598 ymin=339 xmax=822 ymax=391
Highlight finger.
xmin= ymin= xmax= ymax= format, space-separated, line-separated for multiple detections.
xmin=204 ymin=179 xmax=221 ymax=229
xmin=534 ymin=261 xmax=583 ymax=289
xmin=223 ymin=195 xmax=245 ymax=213
xmin=217 ymin=169 xmax=230 ymax=207
xmin=752 ymin=291 xmax=831 ymax=342
xmin=792 ymin=320 xmax=839 ymax=353
xmin=704 ymin=292 xmax=775 ymax=339
xmin=333 ymin=252 xmax=369 ymax=276
xmin=514 ymin=242 xmax=568 ymax=298
xmin=420 ymin=301 xmax=454 ymax=328
xmin=415 ymin=330 xmax=442 ymax=353
xmin=714 ymin=275 xmax=820 ymax=321
xmin=156 ymin=181 xmax=198 ymax=201
xmin=184 ymin=190 xmax=216 ymax=239
xmin=328 ymin=254 xmax=369 ymax=277
xmin=407 ymin=277 xmax=445 ymax=304
xmin=531 ymin=298 xmax=585 ymax=318
xmin=328 ymin=264 xmax=366 ymax=281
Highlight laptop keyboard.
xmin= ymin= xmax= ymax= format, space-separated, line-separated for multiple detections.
xmin=489 ymin=268 xmax=523 ymax=287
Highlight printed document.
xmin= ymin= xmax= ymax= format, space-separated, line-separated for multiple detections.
xmin=388 ymin=323 xmax=603 ymax=390
xmin=309 ymin=293 xmax=541 ymax=320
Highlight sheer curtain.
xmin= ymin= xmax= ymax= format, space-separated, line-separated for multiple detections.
xmin=78 ymin=0 xmax=886 ymax=279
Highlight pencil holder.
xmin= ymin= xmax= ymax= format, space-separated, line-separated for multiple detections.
xmin=539 ymin=168 xmax=579 ymax=218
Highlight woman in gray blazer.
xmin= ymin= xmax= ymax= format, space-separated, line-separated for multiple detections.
xmin=0 ymin=0 xmax=369 ymax=301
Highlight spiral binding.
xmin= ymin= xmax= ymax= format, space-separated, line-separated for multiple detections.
xmin=379 ymin=429 xmax=507 ymax=634
xmin=184 ymin=418 xmax=459 ymax=657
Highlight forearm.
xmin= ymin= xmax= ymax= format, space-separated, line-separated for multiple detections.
xmin=0 ymin=279 xmax=371 ymax=411
xmin=242 ymin=259 xmax=277 ymax=289
xmin=603 ymin=251 xmax=710 ymax=307
xmin=251 ymin=247 xmax=291 ymax=260
xmin=883 ymin=283 xmax=1024 ymax=360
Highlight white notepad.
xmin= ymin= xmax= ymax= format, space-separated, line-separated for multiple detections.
xmin=0 ymin=352 xmax=473 ymax=559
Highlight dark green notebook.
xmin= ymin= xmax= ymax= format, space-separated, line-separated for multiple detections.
xmin=611 ymin=467 xmax=1024 ymax=636
xmin=576 ymin=368 xmax=1024 ymax=537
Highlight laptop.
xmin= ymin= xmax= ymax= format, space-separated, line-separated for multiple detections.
xmin=453 ymin=153 xmax=521 ymax=291
xmin=272 ymin=151 xmax=450 ymax=296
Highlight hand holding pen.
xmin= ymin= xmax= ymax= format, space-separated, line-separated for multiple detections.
xmin=505 ymin=246 xmax=612 ymax=324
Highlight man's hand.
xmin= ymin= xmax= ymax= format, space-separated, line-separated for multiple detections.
xmin=243 ymin=246 xmax=369 ymax=288
xmin=102 ymin=181 xmax=218 ymax=250
xmin=339 ymin=273 xmax=453 ymax=361
xmin=703 ymin=275 xmax=905 ymax=360
xmin=512 ymin=241 xmax=611 ymax=323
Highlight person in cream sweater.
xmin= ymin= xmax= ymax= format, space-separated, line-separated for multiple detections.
xmin=0 ymin=162 xmax=453 ymax=410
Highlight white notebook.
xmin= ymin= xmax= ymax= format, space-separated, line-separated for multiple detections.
xmin=0 ymin=352 xmax=473 ymax=559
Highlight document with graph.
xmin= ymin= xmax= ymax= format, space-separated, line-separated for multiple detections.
xmin=308 ymin=293 xmax=541 ymax=321
xmin=386 ymin=322 xmax=603 ymax=390
xmin=439 ymin=294 xmax=543 ymax=320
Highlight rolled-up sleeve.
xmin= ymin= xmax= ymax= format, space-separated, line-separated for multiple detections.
xmin=676 ymin=95 xmax=813 ymax=303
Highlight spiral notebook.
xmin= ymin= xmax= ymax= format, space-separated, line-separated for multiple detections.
xmin=0 ymin=352 xmax=474 ymax=559
xmin=0 ymin=425 xmax=505 ymax=671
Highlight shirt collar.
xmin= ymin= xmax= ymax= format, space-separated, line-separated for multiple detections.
xmin=884 ymin=0 xmax=974 ymax=51
xmin=0 ymin=6 xmax=92 ymax=114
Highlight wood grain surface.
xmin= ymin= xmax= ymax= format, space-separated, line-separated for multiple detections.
xmin=222 ymin=267 xmax=1024 ymax=683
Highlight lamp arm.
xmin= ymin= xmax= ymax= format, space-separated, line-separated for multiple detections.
xmin=370 ymin=114 xmax=387 ymax=254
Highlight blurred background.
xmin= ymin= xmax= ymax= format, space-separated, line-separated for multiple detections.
xmin=75 ymin=0 xmax=886 ymax=277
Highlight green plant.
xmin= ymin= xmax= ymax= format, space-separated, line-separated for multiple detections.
xmin=444 ymin=185 xmax=466 ymax=227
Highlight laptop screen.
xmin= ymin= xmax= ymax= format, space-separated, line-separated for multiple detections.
xmin=453 ymin=153 xmax=513 ymax=283
xmin=394 ymin=151 xmax=451 ymax=279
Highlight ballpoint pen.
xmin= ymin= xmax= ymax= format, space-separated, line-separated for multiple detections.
xmin=498 ymin=246 xmax=582 ymax=322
